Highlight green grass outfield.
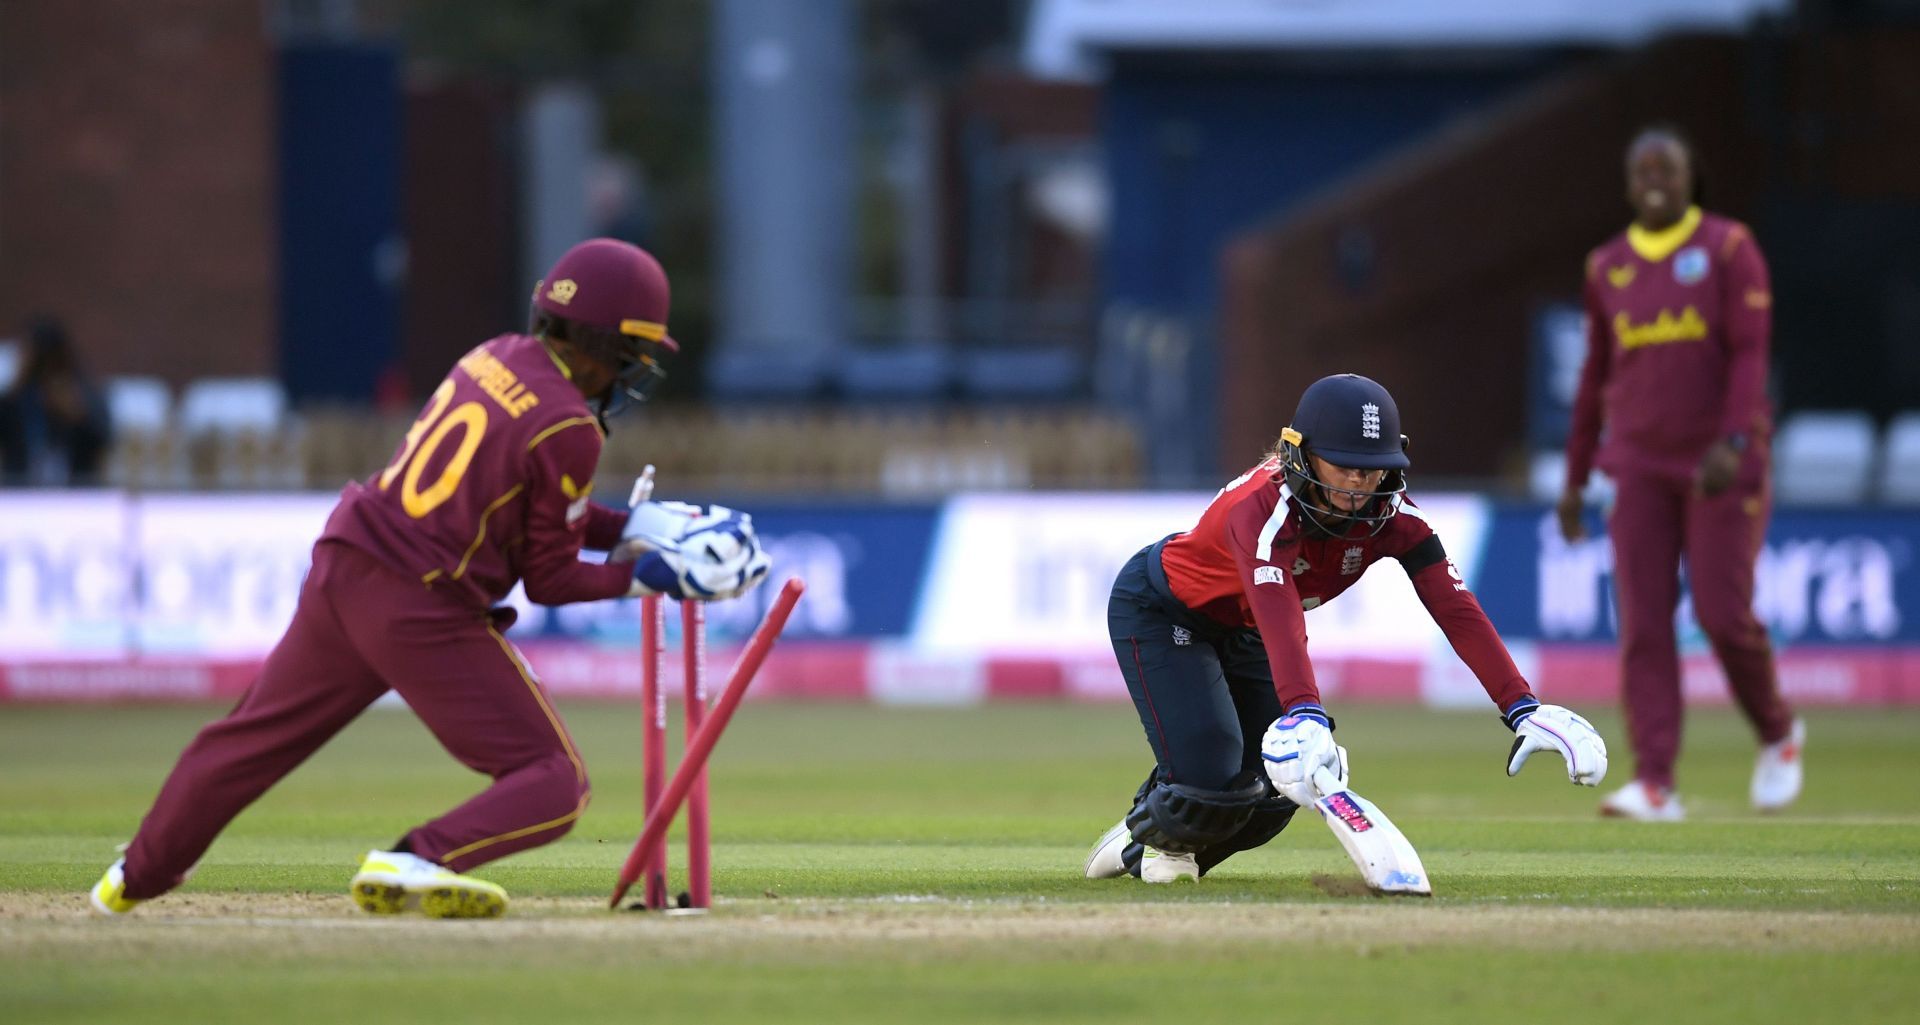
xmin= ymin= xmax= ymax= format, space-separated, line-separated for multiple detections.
xmin=2 ymin=701 xmax=1916 ymax=1024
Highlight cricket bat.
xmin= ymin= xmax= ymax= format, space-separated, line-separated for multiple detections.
xmin=1310 ymin=766 xmax=1432 ymax=896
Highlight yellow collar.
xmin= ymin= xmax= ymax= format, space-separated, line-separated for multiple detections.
xmin=537 ymin=337 xmax=573 ymax=380
xmin=1626 ymin=206 xmax=1703 ymax=263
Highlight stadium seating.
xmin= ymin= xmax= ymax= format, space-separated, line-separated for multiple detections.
xmin=1773 ymin=410 xmax=1878 ymax=506
xmin=103 ymin=376 xmax=180 ymax=489
xmin=285 ymin=403 xmax=1141 ymax=497
xmin=177 ymin=377 xmax=301 ymax=489
xmin=98 ymin=384 xmax=1909 ymax=508
xmin=1880 ymin=412 xmax=1920 ymax=506
xmin=594 ymin=405 xmax=1139 ymax=496
xmin=298 ymin=406 xmax=414 ymax=492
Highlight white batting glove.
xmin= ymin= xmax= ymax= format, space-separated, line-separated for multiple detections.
xmin=1261 ymin=714 xmax=1345 ymax=807
xmin=1506 ymin=702 xmax=1609 ymax=786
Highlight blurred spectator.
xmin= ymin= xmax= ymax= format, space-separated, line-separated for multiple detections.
xmin=0 ymin=317 xmax=112 ymax=485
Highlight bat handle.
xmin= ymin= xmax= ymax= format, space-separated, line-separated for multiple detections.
xmin=1311 ymin=765 xmax=1345 ymax=800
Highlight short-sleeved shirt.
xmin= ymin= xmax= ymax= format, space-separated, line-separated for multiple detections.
xmin=1157 ymin=456 xmax=1530 ymax=712
xmin=320 ymin=333 xmax=632 ymax=611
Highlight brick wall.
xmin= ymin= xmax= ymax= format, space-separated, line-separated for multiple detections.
xmin=0 ymin=0 xmax=276 ymax=385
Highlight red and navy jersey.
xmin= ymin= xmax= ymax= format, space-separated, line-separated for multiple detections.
xmin=319 ymin=333 xmax=632 ymax=611
xmin=1158 ymin=456 xmax=1532 ymax=712
xmin=1567 ymin=206 xmax=1773 ymax=487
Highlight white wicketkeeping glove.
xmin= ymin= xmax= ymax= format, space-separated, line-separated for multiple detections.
xmin=614 ymin=499 xmax=706 ymax=559
xmin=673 ymin=506 xmax=772 ymax=601
xmin=1261 ymin=715 xmax=1348 ymax=807
xmin=1507 ymin=703 xmax=1609 ymax=786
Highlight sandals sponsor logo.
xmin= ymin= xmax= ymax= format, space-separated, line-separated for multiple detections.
xmin=1612 ymin=306 xmax=1708 ymax=350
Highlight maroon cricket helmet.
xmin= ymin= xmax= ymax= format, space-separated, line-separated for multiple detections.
xmin=532 ymin=238 xmax=679 ymax=412
xmin=533 ymin=238 xmax=679 ymax=355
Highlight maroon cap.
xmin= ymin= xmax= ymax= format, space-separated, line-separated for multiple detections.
xmin=532 ymin=238 xmax=678 ymax=353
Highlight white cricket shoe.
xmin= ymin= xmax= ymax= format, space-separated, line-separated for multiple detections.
xmin=1083 ymin=820 xmax=1131 ymax=879
xmin=1139 ymin=847 xmax=1198 ymax=883
xmin=1599 ymin=780 xmax=1685 ymax=822
xmin=1751 ymin=718 xmax=1806 ymax=812
xmin=350 ymin=850 xmax=507 ymax=919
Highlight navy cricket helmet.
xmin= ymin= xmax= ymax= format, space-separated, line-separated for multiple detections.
xmin=1275 ymin=374 xmax=1410 ymax=536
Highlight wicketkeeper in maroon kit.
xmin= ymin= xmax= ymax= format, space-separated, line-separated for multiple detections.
xmin=1558 ymin=126 xmax=1804 ymax=821
xmin=92 ymin=239 xmax=769 ymax=918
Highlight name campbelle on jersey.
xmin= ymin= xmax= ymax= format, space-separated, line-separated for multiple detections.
xmin=457 ymin=349 xmax=541 ymax=418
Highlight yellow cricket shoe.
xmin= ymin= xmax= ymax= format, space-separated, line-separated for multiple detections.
xmin=90 ymin=858 xmax=143 ymax=916
xmin=350 ymin=850 xmax=508 ymax=919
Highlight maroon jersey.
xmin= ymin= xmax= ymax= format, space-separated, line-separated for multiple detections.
xmin=1566 ymin=207 xmax=1774 ymax=487
xmin=1158 ymin=456 xmax=1531 ymax=712
xmin=320 ymin=333 xmax=633 ymax=611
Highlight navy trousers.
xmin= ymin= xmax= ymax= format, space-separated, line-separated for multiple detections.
xmin=1105 ymin=541 xmax=1295 ymax=874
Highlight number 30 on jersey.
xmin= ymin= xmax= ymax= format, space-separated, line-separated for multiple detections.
xmin=378 ymin=380 xmax=487 ymax=518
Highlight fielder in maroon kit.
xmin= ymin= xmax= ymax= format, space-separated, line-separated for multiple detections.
xmin=92 ymin=239 xmax=769 ymax=917
xmin=1086 ymin=374 xmax=1606 ymax=882
xmin=1559 ymin=126 xmax=1804 ymax=821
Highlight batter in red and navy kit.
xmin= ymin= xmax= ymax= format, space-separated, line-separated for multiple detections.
xmin=1559 ymin=125 xmax=1802 ymax=821
xmin=1084 ymin=374 xmax=1609 ymax=883
xmin=91 ymin=239 xmax=769 ymax=918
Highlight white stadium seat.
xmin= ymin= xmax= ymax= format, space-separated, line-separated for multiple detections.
xmin=105 ymin=376 xmax=173 ymax=436
xmin=1772 ymin=410 xmax=1877 ymax=507
xmin=177 ymin=377 xmax=300 ymax=488
xmin=102 ymin=376 xmax=182 ymax=489
xmin=178 ymin=377 xmax=287 ymax=435
xmin=1879 ymin=412 xmax=1920 ymax=505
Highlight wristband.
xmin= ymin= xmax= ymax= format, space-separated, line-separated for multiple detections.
xmin=1501 ymin=696 xmax=1541 ymax=732
xmin=1284 ymin=702 xmax=1334 ymax=731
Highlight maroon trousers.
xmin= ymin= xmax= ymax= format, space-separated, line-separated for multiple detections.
xmin=121 ymin=541 xmax=590 ymax=899
xmin=1607 ymin=470 xmax=1794 ymax=790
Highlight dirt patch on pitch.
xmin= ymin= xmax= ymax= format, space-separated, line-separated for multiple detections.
xmin=0 ymin=891 xmax=351 ymax=922
xmin=4 ymin=891 xmax=1916 ymax=961
xmin=1309 ymin=872 xmax=1380 ymax=899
